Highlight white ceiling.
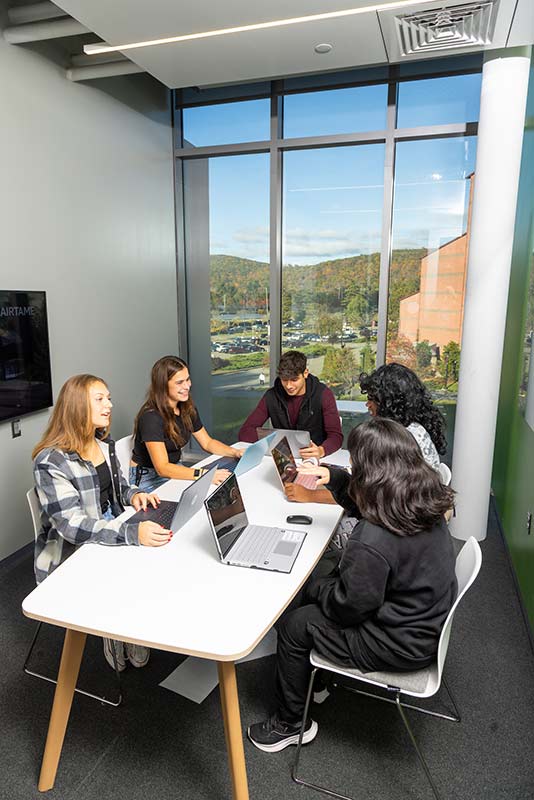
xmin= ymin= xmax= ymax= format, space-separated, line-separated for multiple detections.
xmin=53 ymin=0 xmax=534 ymax=89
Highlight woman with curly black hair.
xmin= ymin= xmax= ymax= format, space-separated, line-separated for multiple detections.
xmin=360 ymin=362 xmax=447 ymax=468
xmin=285 ymin=363 xmax=446 ymax=510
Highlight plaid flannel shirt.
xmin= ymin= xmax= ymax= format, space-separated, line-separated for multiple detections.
xmin=33 ymin=440 xmax=140 ymax=584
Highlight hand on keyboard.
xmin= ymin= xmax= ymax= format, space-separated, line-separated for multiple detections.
xmin=138 ymin=521 xmax=172 ymax=547
xmin=297 ymin=464 xmax=331 ymax=486
xmin=131 ymin=492 xmax=160 ymax=512
xmin=212 ymin=469 xmax=231 ymax=485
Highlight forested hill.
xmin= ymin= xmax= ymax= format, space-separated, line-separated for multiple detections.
xmin=210 ymin=249 xmax=427 ymax=314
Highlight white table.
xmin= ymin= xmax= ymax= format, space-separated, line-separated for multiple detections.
xmin=22 ymin=450 xmax=344 ymax=798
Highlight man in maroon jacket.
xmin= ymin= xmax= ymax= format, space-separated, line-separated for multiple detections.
xmin=238 ymin=351 xmax=343 ymax=459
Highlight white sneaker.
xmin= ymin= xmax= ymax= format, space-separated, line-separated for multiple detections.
xmin=126 ymin=643 xmax=150 ymax=668
xmin=103 ymin=638 xmax=127 ymax=672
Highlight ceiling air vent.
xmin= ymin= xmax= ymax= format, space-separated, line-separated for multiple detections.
xmin=395 ymin=2 xmax=498 ymax=56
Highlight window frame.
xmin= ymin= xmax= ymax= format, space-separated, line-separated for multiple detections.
xmin=174 ymin=61 xmax=481 ymax=420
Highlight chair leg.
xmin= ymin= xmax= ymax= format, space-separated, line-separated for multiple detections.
xmin=23 ymin=622 xmax=122 ymax=707
xmin=292 ymin=667 xmax=354 ymax=800
xmin=441 ymin=676 xmax=461 ymax=723
xmin=340 ymin=682 xmax=460 ymax=723
xmin=23 ymin=620 xmax=43 ymax=672
xmin=394 ymin=692 xmax=443 ymax=800
xmin=292 ymin=675 xmax=454 ymax=800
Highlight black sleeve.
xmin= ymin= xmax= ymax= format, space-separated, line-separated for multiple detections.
xmin=325 ymin=467 xmax=360 ymax=517
xmin=137 ymin=410 xmax=166 ymax=443
xmin=191 ymin=407 xmax=203 ymax=433
xmin=306 ymin=538 xmax=390 ymax=627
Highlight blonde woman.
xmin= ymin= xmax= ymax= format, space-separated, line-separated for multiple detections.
xmin=32 ymin=374 xmax=170 ymax=670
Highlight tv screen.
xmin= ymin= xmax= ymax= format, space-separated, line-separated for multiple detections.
xmin=0 ymin=290 xmax=53 ymax=423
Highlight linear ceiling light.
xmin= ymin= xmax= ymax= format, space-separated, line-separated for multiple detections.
xmin=84 ymin=0 xmax=425 ymax=55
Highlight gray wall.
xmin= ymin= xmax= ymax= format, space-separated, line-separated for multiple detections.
xmin=0 ymin=22 xmax=178 ymax=560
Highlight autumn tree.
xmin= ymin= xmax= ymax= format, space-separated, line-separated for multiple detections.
xmin=442 ymin=341 xmax=461 ymax=388
xmin=386 ymin=334 xmax=417 ymax=370
xmin=345 ymin=294 xmax=368 ymax=330
xmin=317 ymin=312 xmax=343 ymax=341
xmin=360 ymin=344 xmax=376 ymax=374
xmin=282 ymin=290 xmax=293 ymax=325
xmin=321 ymin=347 xmax=358 ymax=396
xmin=415 ymin=339 xmax=432 ymax=370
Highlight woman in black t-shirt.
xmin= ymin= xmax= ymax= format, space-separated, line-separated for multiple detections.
xmin=131 ymin=355 xmax=243 ymax=492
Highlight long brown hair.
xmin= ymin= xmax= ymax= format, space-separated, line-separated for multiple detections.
xmin=32 ymin=374 xmax=110 ymax=459
xmin=348 ymin=417 xmax=454 ymax=535
xmin=134 ymin=356 xmax=195 ymax=446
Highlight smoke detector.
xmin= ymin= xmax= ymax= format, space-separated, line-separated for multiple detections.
xmin=395 ymin=1 xmax=498 ymax=56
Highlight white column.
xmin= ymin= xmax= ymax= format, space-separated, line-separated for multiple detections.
xmin=449 ymin=46 xmax=532 ymax=541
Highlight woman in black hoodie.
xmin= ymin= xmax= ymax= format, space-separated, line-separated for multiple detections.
xmin=248 ymin=417 xmax=456 ymax=753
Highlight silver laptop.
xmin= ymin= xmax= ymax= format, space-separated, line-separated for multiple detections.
xmin=271 ymin=436 xmax=318 ymax=492
xmin=256 ymin=427 xmax=311 ymax=459
xmin=207 ymin=432 xmax=276 ymax=477
xmin=204 ymin=473 xmax=306 ymax=573
xmin=128 ymin=468 xmax=213 ymax=532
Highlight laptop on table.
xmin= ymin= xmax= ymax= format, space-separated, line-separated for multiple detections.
xmin=204 ymin=472 xmax=306 ymax=573
xmin=206 ymin=432 xmax=277 ymax=477
xmin=271 ymin=436 xmax=318 ymax=492
xmin=256 ymin=427 xmax=311 ymax=459
xmin=127 ymin=467 xmax=213 ymax=532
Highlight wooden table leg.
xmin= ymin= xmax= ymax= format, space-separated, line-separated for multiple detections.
xmin=217 ymin=661 xmax=249 ymax=800
xmin=38 ymin=628 xmax=87 ymax=792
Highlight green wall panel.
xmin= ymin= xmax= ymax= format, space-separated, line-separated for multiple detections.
xmin=493 ymin=57 xmax=534 ymax=625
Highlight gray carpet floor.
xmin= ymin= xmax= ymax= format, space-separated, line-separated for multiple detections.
xmin=1 ymin=500 xmax=534 ymax=800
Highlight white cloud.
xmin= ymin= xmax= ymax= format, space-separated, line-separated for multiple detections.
xmin=213 ymin=224 xmax=382 ymax=264
xmin=281 ymin=226 xmax=381 ymax=262
xmin=233 ymin=226 xmax=269 ymax=245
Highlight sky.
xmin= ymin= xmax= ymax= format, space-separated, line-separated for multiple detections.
xmin=183 ymin=72 xmax=481 ymax=265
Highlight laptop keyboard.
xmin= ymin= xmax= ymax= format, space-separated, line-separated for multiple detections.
xmin=128 ymin=500 xmax=177 ymax=527
xmin=230 ymin=525 xmax=302 ymax=565
xmin=296 ymin=473 xmax=318 ymax=490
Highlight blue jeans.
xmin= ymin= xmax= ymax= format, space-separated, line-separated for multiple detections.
xmin=129 ymin=465 xmax=167 ymax=493
xmin=102 ymin=506 xmax=116 ymax=521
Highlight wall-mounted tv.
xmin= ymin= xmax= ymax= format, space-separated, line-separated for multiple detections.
xmin=0 ymin=290 xmax=53 ymax=423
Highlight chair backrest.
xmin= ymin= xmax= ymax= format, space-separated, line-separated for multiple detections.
xmin=437 ymin=462 xmax=452 ymax=486
xmin=115 ymin=435 xmax=134 ymax=483
xmin=435 ymin=537 xmax=482 ymax=684
xmin=26 ymin=488 xmax=41 ymax=541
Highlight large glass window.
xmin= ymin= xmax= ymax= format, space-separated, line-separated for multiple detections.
xmin=282 ymin=145 xmax=384 ymax=401
xmin=179 ymin=64 xmax=482 ymax=453
xmin=184 ymin=154 xmax=270 ymax=442
xmin=387 ymin=136 xmax=477 ymax=449
xmin=397 ymin=73 xmax=481 ymax=128
xmin=209 ymin=154 xmax=270 ymax=440
xmin=182 ymin=99 xmax=270 ymax=147
xmin=283 ymin=85 xmax=387 ymax=138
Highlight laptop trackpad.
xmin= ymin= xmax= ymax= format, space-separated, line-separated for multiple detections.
xmin=273 ymin=540 xmax=298 ymax=557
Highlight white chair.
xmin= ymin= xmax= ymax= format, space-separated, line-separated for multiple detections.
xmin=293 ymin=537 xmax=482 ymax=800
xmin=437 ymin=461 xmax=452 ymax=486
xmin=23 ymin=488 xmax=122 ymax=707
xmin=115 ymin=434 xmax=134 ymax=483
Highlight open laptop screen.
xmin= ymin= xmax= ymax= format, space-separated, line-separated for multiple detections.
xmin=271 ymin=438 xmax=298 ymax=486
xmin=256 ymin=427 xmax=310 ymax=458
xmin=205 ymin=474 xmax=248 ymax=558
